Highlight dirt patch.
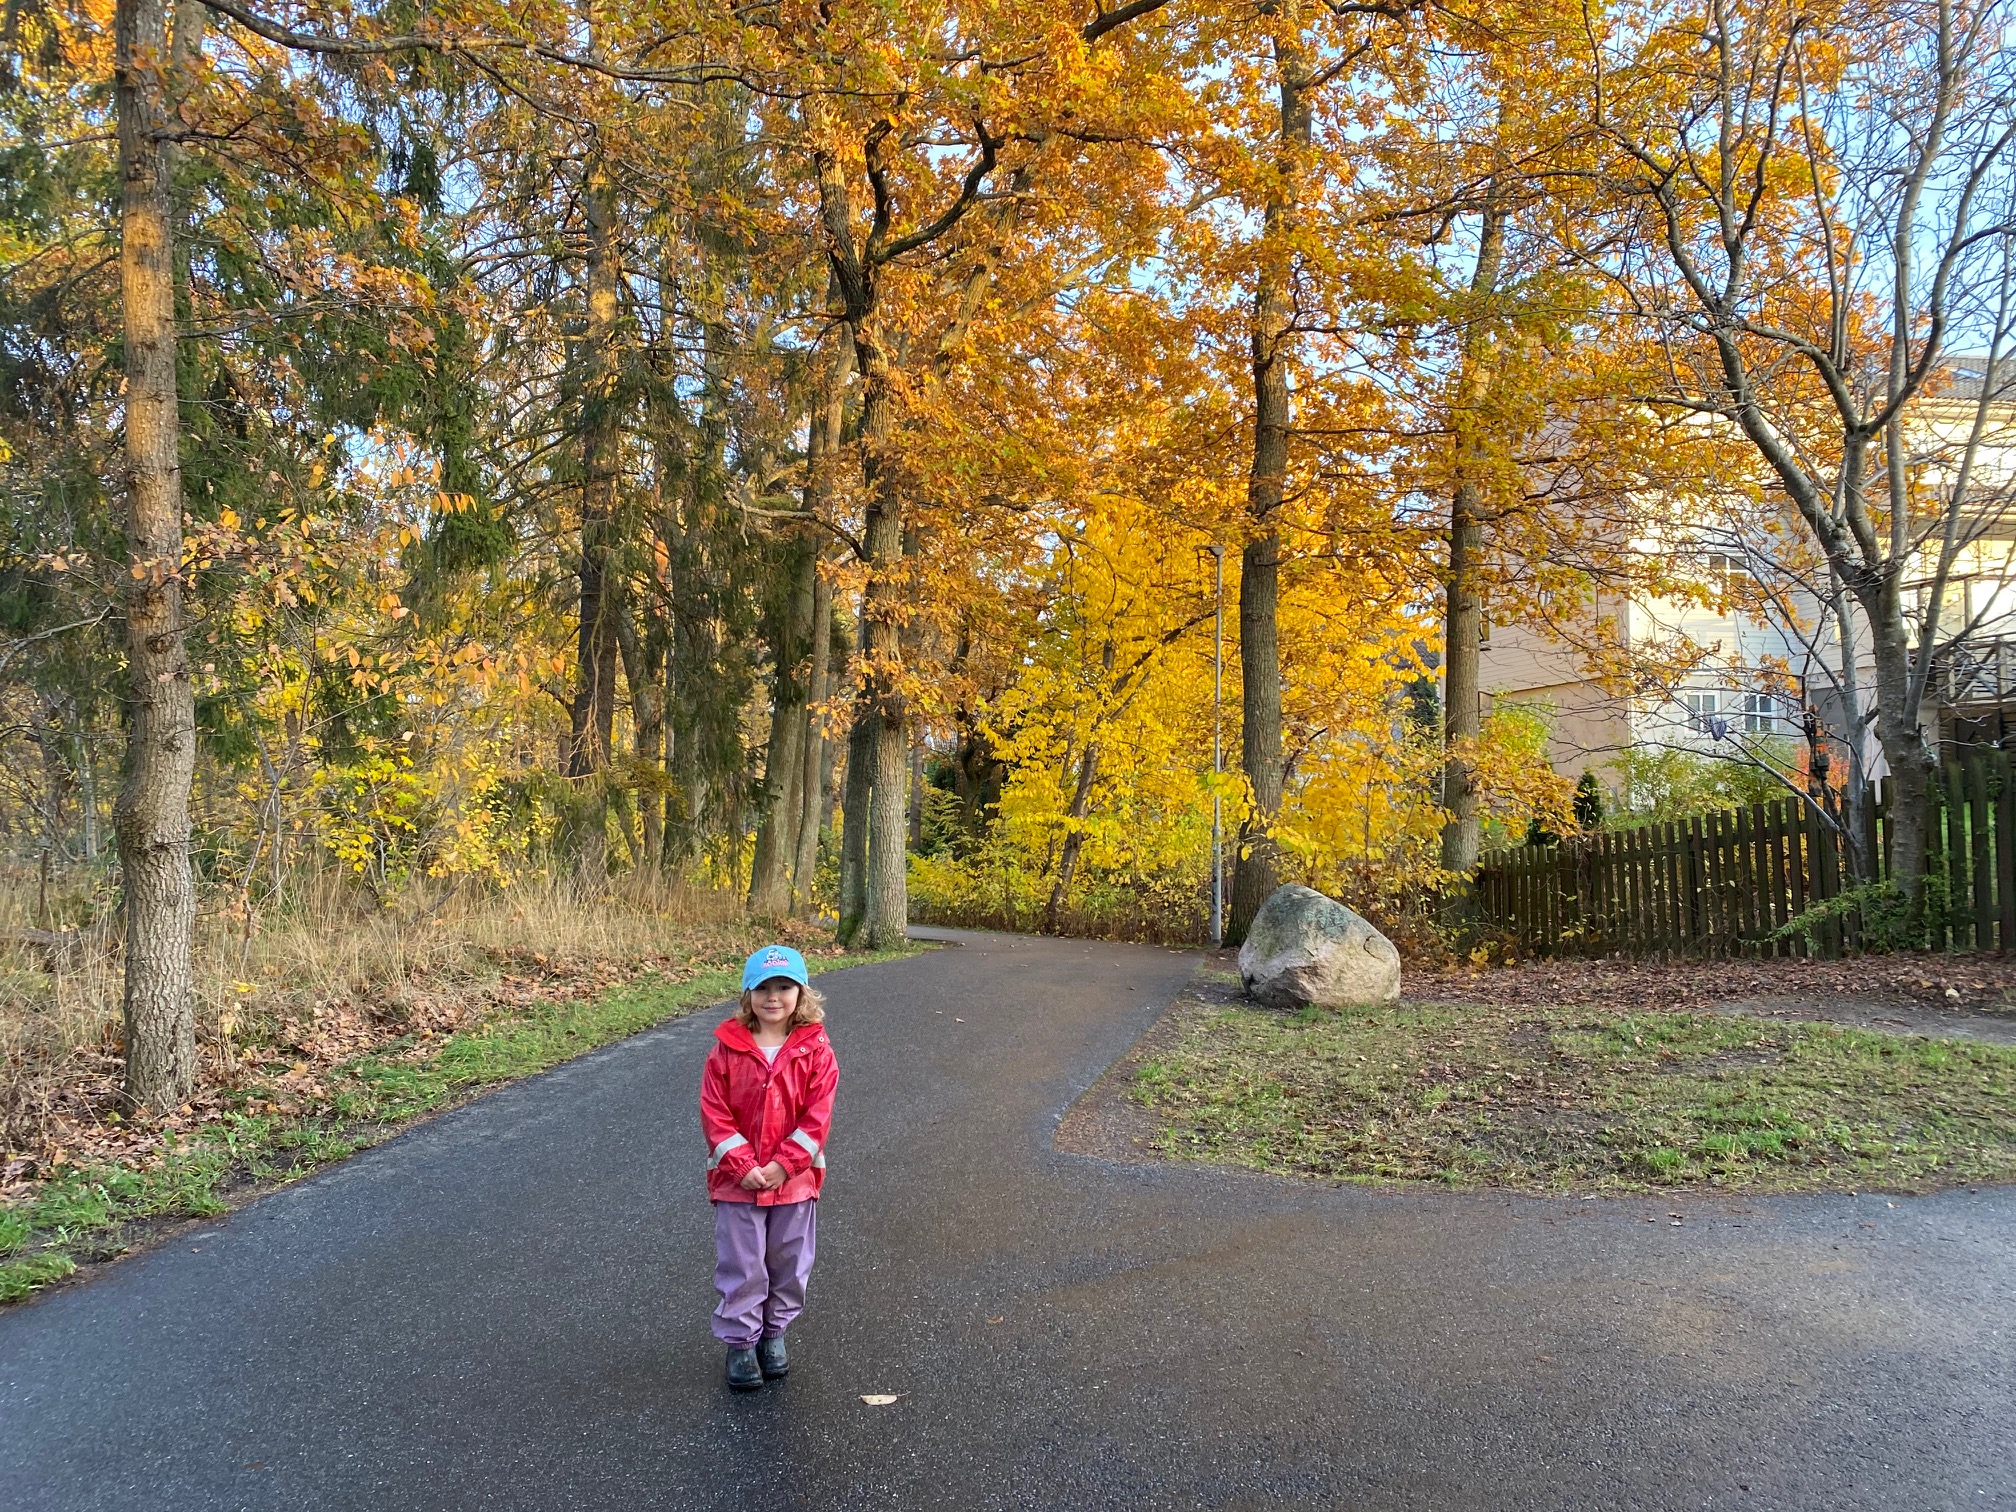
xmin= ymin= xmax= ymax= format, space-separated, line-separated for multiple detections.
xmin=1403 ymin=951 xmax=2016 ymax=1024
xmin=1708 ymin=995 xmax=2016 ymax=1046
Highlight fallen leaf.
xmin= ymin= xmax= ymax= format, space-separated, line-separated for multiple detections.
xmin=860 ymin=1394 xmax=902 ymax=1406
xmin=986 ymin=1316 xmax=1004 ymax=1325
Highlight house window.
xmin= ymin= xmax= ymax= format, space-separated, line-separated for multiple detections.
xmin=1703 ymin=551 xmax=1755 ymax=600
xmin=1740 ymin=691 xmax=1781 ymax=733
xmin=1682 ymin=690 xmax=1720 ymax=732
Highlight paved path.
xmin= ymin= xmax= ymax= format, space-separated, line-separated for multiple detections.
xmin=4 ymin=930 xmax=2013 ymax=1510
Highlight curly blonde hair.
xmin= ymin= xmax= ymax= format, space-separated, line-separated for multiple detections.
xmin=735 ymin=980 xmax=826 ymax=1033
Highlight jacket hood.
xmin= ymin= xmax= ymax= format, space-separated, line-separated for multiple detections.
xmin=714 ymin=1017 xmax=825 ymax=1057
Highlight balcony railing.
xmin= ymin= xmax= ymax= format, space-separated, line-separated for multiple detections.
xmin=1934 ymin=636 xmax=2016 ymax=707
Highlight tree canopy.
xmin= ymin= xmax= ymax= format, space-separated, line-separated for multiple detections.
xmin=4 ymin=0 xmax=2012 ymax=1105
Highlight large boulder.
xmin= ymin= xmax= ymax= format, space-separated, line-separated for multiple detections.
xmin=1237 ymin=884 xmax=1400 ymax=1009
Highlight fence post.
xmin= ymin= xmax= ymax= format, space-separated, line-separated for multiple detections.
xmin=1612 ymin=822 xmax=1628 ymax=951
xmin=1763 ymin=798 xmax=1789 ymax=957
xmin=1752 ymin=802 xmax=1773 ymax=954
xmin=1519 ymin=846 xmax=1535 ymax=959
xmin=1947 ymin=763 xmax=1969 ymax=950
xmin=1693 ymin=815 xmax=1713 ymax=956
xmin=1807 ymin=802 xmax=1839 ymax=959
xmin=1672 ymin=819 xmax=1690 ymax=959
xmin=1733 ymin=810 xmax=1749 ymax=951
xmin=1999 ymin=751 xmax=2016 ymax=952
xmin=1641 ymin=822 xmax=1658 ymax=955
xmin=1876 ymin=774 xmax=1892 ymax=885
xmin=1711 ymin=809 xmax=1734 ymax=956
xmin=1699 ymin=812 xmax=1719 ymax=955
xmin=1590 ymin=837 xmax=1607 ymax=955
xmin=1641 ymin=824 xmax=1658 ymax=958
xmin=1970 ymin=752 xmax=1993 ymax=950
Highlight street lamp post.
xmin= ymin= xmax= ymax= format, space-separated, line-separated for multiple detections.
xmin=1209 ymin=543 xmax=1224 ymax=949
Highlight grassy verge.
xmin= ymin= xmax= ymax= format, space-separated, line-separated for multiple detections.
xmin=0 ymin=945 xmax=914 ymax=1304
xmin=1131 ymin=973 xmax=2016 ymax=1194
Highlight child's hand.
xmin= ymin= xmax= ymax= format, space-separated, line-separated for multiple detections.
xmin=739 ymin=1161 xmax=788 ymax=1191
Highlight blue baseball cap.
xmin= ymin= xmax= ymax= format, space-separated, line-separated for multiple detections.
xmin=741 ymin=943 xmax=809 ymax=993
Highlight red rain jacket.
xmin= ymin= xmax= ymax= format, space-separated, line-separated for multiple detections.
xmin=700 ymin=1017 xmax=838 ymax=1205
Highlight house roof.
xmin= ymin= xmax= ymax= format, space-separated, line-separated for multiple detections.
xmin=1942 ymin=355 xmax=2016 ymax=402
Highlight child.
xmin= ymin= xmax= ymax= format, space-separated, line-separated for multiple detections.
xmin=700 ymin=943 xmax=839 ymax=1390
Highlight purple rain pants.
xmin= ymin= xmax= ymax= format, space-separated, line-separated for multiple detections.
xmin=711 ymin=1199 xmax=818 ymax=1349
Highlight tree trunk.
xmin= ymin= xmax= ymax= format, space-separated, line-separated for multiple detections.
xmin=789 ymin=320 xmax=850 ymax=915
xmin=115 ymin=0 xmax=198 ymax=1111
xmin=614 ymin=597 xmax=664 ymax=882
xmin=72 ymin=710 xmax=100 ymax=864
xmin=1217 ymin=38 xmax=1314 ymax=947
xmin=34 ymin=705 xmax=71 ymax=863
xmin=1043 ymin=742 xmax=1101 ymax=934
xmin=1439 ymin=197 xmax=1506 ymax=878
xmin=748 ymin=532 xmax=814 ymax=916
xmin=1229 ymin=531 xmax=1284 ymax=941
xmin=1866 ymin=572 xmax=1935 ymax=920
xmin=1827 ymin=566 xmax=1872 ymax=879
xmin=857 ymin=464 xmax=910 ymax=949
xmin=1227 ymin=25 xmax=1310 ymax=946
xmin=864 ymin=683 xmax=910 ymax=951
xmin=792 ymin=566 xmax=834 ymax=912
xmin=837 ymin=690 xmax=876 ymax=943
xmin=843 ymin=306 xmax=910 ymax=949
xmin=1440 ymin=483 xmax=1484 ymax=872
xmin=562 ymin=155 xmax=623 ymax=883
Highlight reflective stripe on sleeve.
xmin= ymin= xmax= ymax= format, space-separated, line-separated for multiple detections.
xmin=788 ymin=1128 xmax=821 ymax=1158
xmin=707 ymin=1133 xmax=749 ymax=1169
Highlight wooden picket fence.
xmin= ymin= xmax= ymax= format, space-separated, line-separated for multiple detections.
xmin=1476 ymin=753 xmax=2016 ymax=959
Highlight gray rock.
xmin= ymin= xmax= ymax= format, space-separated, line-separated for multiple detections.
xmin=1237 ymin=884 xmax=1401 ymax=1008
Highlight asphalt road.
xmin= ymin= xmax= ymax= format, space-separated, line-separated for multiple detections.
xmin=4 ymin=929 xmax=2013 ymax=1511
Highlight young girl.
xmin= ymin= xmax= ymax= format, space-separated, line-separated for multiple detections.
xmin=700 ymin=943 xmax=839 ymax=1390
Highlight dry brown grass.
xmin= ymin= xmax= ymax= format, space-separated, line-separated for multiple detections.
xmin=1 ymin=864 xmax=802 ymax=1178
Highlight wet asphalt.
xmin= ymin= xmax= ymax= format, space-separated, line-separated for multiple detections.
xmin=3 ymin=927 xmax=2013 ymax=1511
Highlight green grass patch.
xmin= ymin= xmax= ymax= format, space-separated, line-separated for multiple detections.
xmin=0 ymin=1252 xmax=77 ymax=1302
xmin=1132 ymin=993 xmax=2016 ymax=1194
xmin=1 ymin=944 xmax=913 ymax=1305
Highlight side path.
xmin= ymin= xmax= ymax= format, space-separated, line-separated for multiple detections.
xmin=2 ymin=930 xmax=2011 ymax=1510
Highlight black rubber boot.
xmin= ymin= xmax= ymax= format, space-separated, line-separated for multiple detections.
xmin=757 ymin=1335 xmax=789 ymax=1379
xmin=725 ymin=1347 xmax=763 ymax=1391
